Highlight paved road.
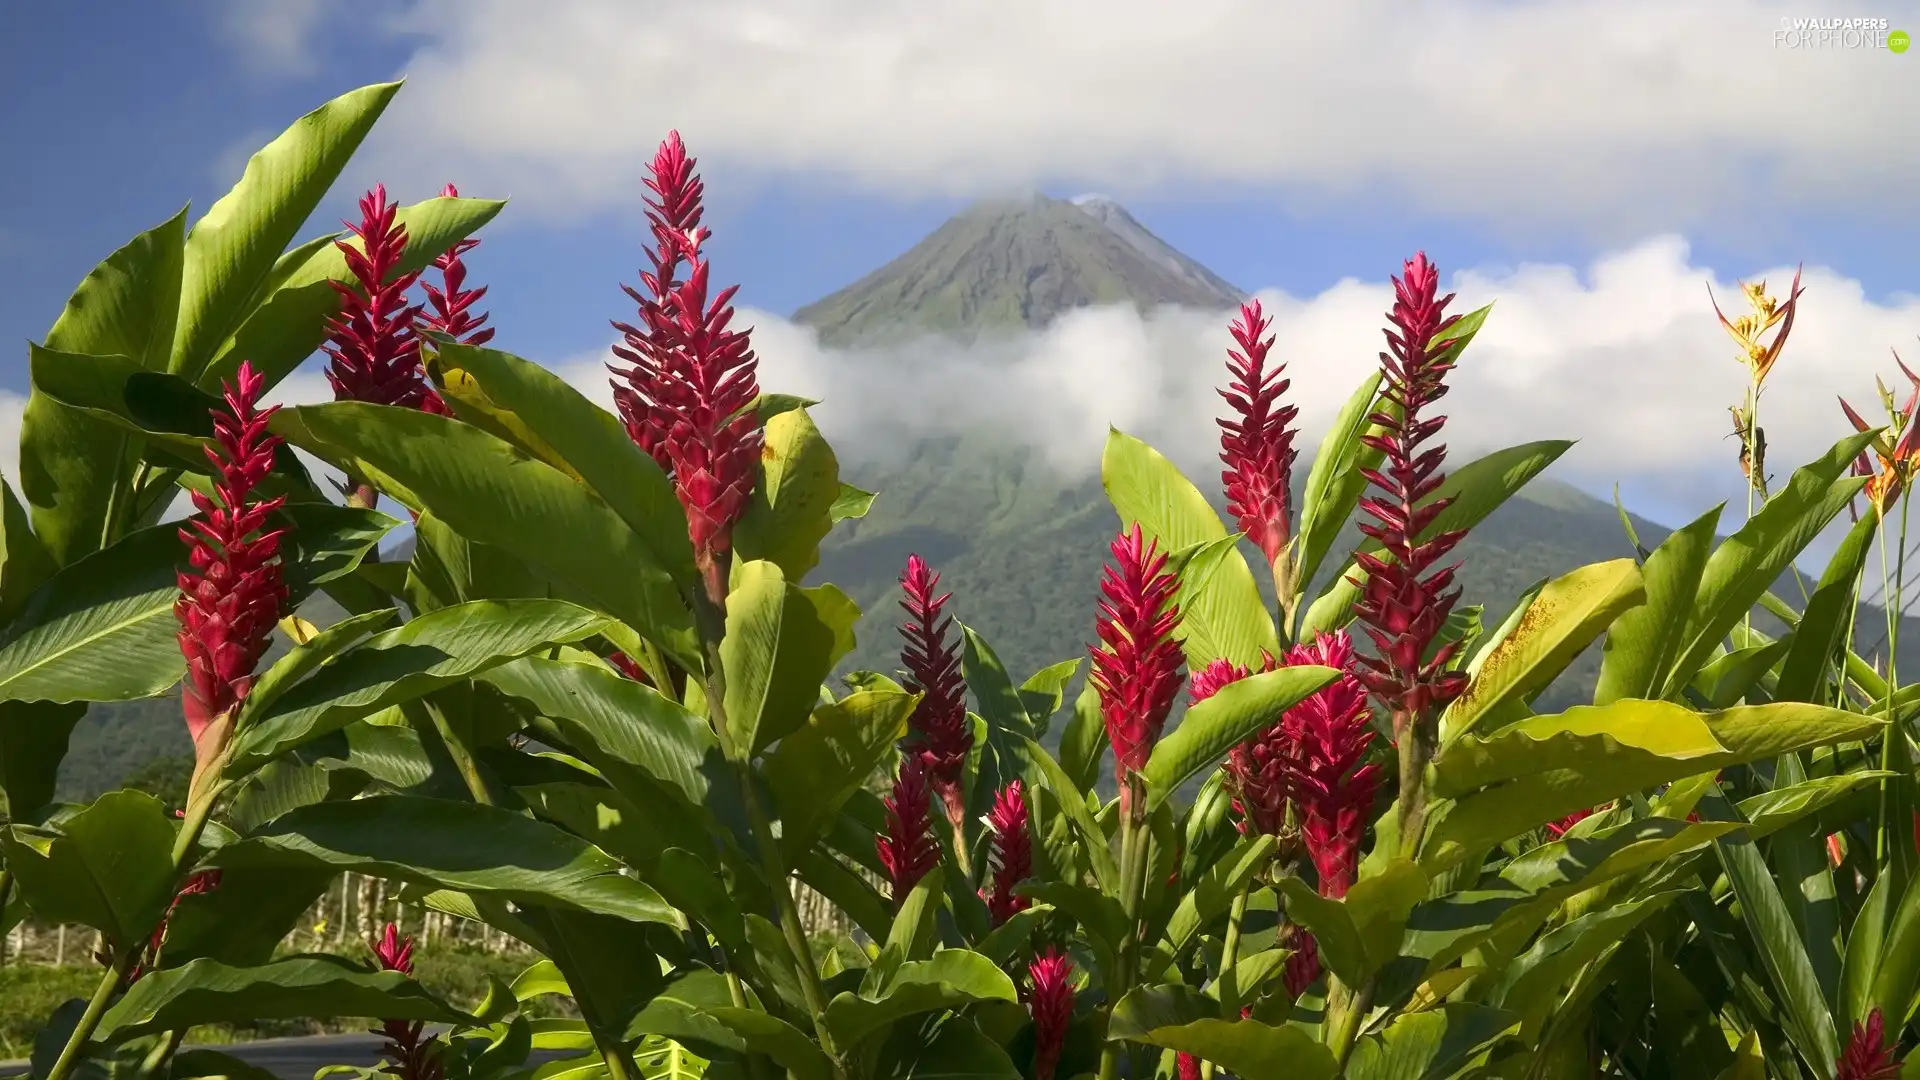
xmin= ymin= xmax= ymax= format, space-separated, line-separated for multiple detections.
xmin=1 ymin=1033 xmax=570 ymax=1080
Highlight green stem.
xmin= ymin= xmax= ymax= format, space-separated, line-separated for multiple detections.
xmin=1096 ymin=788 xmax=1151 ymax=1080
xmin=1323 ymin=976 xmax=1376 ymax=1066
xmin=44 ymin=781 xmax=226 ymax=1080
xmin=1198 ymin=884 xmax=1254 ymax=1080
xmin=137 ymin=1029 xmax=186 ymax=1080
xmin=1742 ymin=379 xmax=1761 ymax=640
xmin=414 ymin=700 xmax=496 ymax=806
xmin=592 ymin=1033 xmax=637 ymax=1080
xmin=1878 ymin=494 xmax=1913 ymax=863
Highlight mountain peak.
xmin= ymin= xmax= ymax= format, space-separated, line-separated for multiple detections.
xmin=792 ymin=193 xmax=1245 ymax=348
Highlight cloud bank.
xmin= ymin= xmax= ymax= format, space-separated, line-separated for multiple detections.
xmin=1 ymin=238 xmax=1910 ymax=562
xmin=359 ymin=0 xmax=1919 ymax=231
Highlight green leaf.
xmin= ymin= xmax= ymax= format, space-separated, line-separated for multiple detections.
xmin=1021 ymin=737 xmax=1118 ymax=888
xmin=430 ymin=342 xmax=693 ymax=588
xmin=1775 ymin=512 xmax=1878 ymax=703
xmin=765 ymin=689 xmax=917 ymax=857
xmin=0 ymin=700 xmax=84 ymax=819
xmin=1866 ymin=869 xmax=1920 ymax=1050
xmin=1106 ymin=985 xmax=1337 ymax=1080
xmin=1424 ymin=701 xmax=1883 ymax=868
xmin=481 ymin=656 xmax=725 ymax=812
xmin=670 ymin=1006 xmax=836 ymax=1080
xmin=1164 ymin=833 xmax=1275 ymax=955
xmin=0 ymin=503 xmax=390 ymax=704
xmin=271 ymin=401 xmax=699 ymax=670
xmin=0 ymin=790 xmax=176 ymax=951
xmin=209 ymin=196 xmax=505 ymax=390
xmin=1293 ymin=369 xmax=1386 ymax=606
xmin=1017 ymin=658 xmax=1083 ymax=734
xmin=160 ymin=865 xmax=335 ymax=968
xmin=831 ymin=484 xmax=876 ymax=523
xmin=210 ymin=795 xmax=680 ymax=924
xmin=821 ymin=950 xmax=1020 ymax=1048
xmin=1594 ymin=505 xmax=1722 ymax=705
xmin=22 ymin=207 xmax=188 ymax=566
xmin=885 ymin=865 xmax=946 ymax=961
xmin=873 ymin=1017 xmax=1021 ymax=1080
xmin=1274 ymin=859 xmax=1427 ymax=986
xmin=238 ymin=608 xmax=399 ymax=724
xmin=735 ymin=407 xmax=842 ymax=581
xmin=1058 ymin=680 xmax=1106 ymax=795
xmin=169 ymin=82 xmax=402 ymax=382
xmin=97 ymin=955 xmax=468 ymax=1041
xmin=1440 ymin=559 xmax=1644 ymax=744
xmin=170 ymin=1049 xmax=283 ymax=1080
xmin=1301 ymin=440 xmax=1574 ymax=635
xmin=228 ymin=599 xmax=608 ymax=775
xmin=1666 ymin=432 xmax=1876 ymax=696
xmin=1432 ymin=702 xmax=1726 ymax=799
xmin=1101 ymin=429 xmax=1277 ymax=668
xmin=719 ymin=560 xmax=844 ymax=757
xmin=1344 ymin=1004 xmax=1519 ymax=1080
xmin=1140 ymin=665 xmax=1339 ymax=811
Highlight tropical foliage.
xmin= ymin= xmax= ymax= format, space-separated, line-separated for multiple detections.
xmin=1 ymin=81 xmax=1917 ymax=1080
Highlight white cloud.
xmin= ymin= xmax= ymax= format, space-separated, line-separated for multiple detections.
xmin=363 ymin=0 xmax=1920 ymax=229
xmin=549 ymin=238 xmax=1919 ymax=551
xmin=213 ymin=0 xmax=331 ymax=77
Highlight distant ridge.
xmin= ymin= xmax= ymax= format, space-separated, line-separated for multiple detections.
xmin=792 ymin=193 xmax=1244 ymax=348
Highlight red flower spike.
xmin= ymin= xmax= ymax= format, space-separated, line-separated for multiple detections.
xmin=609 ymin=133 xmax=761 ymax=592
xmin=1350 ymin=252 xmax=1471 ymax=744
xmin=1189 ymin=657 xmax=1251 ymax=706
xmin=1026 ymin=950 xmax=1076 ymax=1080
xmin=174 ymin=361 xmax=288 ymax=749
xmin=1217 ymin=300 xmax=1299 ymax=569
xmin=323 ymin=186 xmax=436 ymax=411
xmin=1837 ymin=1009 xmax=1904 ymax=1080
xmin=1176 ymin=1054 xmax=1201 ymax=1080
xmin=980 ymin=781 xmax=1033 ymax=926
xmin=1089 ymin=524 xmax=1186 ymax=814
xmin=1284 ymin=929 xmax=1322 ymax=997
xmin=419 ymin=183 xmax=495 ymax=349
xmin=606 ymin=651 xmax=653 ymax=686
xmin=370 ymin=923 xmax=443 ymax=1080
xmin=876 ymin=755 xmax=941 ymax=905
xmin=898 ymin=554 xmax=972 ymax=823
xmin=1274 ymin=632 xmax=1381 ymax=898
xmin=1546 ymin=807 xmax=1595 ymax=839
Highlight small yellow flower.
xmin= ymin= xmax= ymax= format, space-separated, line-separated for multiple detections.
xmin=1711 ymin=265 xmax=1805 ymax=387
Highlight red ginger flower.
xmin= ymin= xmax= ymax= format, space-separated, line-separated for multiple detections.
xmin=1026 ymin=950 xmax=1076 ymax=1080
xmin=1217 ymin=300 xmax=1299 ymax=569
xmin=1837 ymin=1009 xmax=1904 ymax=1080
xmin=898 ymin=554 xmax=972 ymax=823
xmin=419 ymin=183 xmax=495 ymax=349
xmin=1545 ymin=806 xmax=1597 ymax=839
xmin=609 ymin=132 xmax=761 ymax=592
xmin=980 ymin=781 xmax=1033 ymax=926
xmin=324 ymin=186 xmax=438 ymax=412
xmin=1279 ymin=632 xmax=1382 ymax=899
xmin=1351 ymin=252 xmax=1470 ymax=742
xmin=877 ymin=755 xmax=941 ymax=905
xmin=606 ymin=651 xmax=653 ymax=686
xmin=1089 ymin=524 xmax=1185 ymax=814
xmin=1176 ymin=1054 xmax=1201 ymax=1080
xmin=371 ymin=923 xmax=443 ymax=1080
xmin=175 ymin=361 xmax=287 ymax=748
xmin=1284 ymin=928 xmax=1321 ymax=996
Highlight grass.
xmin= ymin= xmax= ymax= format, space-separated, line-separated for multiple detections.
xmin=0 ymin=941 xmax=564 ymax=1061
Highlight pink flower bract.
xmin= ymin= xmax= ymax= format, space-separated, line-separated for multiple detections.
xmin=1089 ymin=524 xmax=1185 ymax=809
xmin=898 ymin=554 xmax=971 ymax=819
xmin=1026 ymin=949 xmax=1076 ymax=1080
xmin=980 ymin=781 xmax=1033 ymax=926
xmin=1217 ymin=300 xmax=1299 ymax=569
xmin=876 ymin=755 xmax=941 ymax=905
xmin=323 ymin=186 xmax=436 ymax=411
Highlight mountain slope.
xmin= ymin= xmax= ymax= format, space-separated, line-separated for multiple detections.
xmin=791 ymin=193 xmax=1244 ymax=347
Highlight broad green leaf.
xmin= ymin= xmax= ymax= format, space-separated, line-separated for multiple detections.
xmin=1775 ymin=512 xmax=1878 ymax=703
xmin=1101 ymin=428 xmax=1277 ymax=668
xmin=831 ymin=484 xmax=876 ymax=522
xmin=271 ymin=401 xmax=699 ymax=670
xmin=1487 ymin=890 xmax=1683 ymax=1043
xmin=719 ymin=560 xmax=843 ymax=757
xmin=515 ymin=906 xmax=669 ymax=1037
xmin=169 ymin=82 xmax=402 ymax=382
xmin=821 ymin=950 xmax=1020 ymax=1047
xmin=960 ymin=623 xmax=1037 ymax=811
xmin=97 ymin=956 xmax=468 ymax=1041
xmin=1866 ymin=869 xmax=1920 ymax=1048
xmin=516 ymin=783 xmax=712 ymax=884
xmin=0 ymin=502 xmax=390 ymax=705
xmin=228 ymin=599 xmax=608 ymax=774
xmin=1021 ymin=736 xmax=1118 ymax=888
xmin=160 ymin=865 xmax=334 ymax=968
xmin=513 ymin=960 xmax=572 ymax=1002
xmin=872 ymin=1017 xmax=1021 ymax=1080
xmin=171 ymin=1049 xmax=283 ymax=1080
xmin=210 ymin=795 xmax=679 ymax=924
xmin=0 ymin=790 xmax=176 ymax=951
xmin=22 ymin=208 xmax=188 ymax=565
xmin=1425 ymin=701 xmax=1883 ymax=869
xmin=765 ymin=689 xmax=917 ymax=857
xmin=1344 ymin=1004 xmax=1520 ymax=1080
xmin=1275 ymin=859 xmax=1427 ymax=986
xmin=1106 ymin=985 xmax=1338 ymax=1080
xmin=735 ymin=407 xmax=841 ymax=581
xmin=239 ymin=608 xmax=398 ymax=722
xmin=0 ymin=700 xmax=84 ymax=819
xmin=0 ymin=478 xmax=58 ymax=624
xmin=1666 ymin=432 xmax=1876 ymax=696
xmin=1441 ymin=559 xmax=1644 ymax=744
xmin=675 ymin=1006 xmax=836 ymax=1080
xmin=1163 ymin=832 xmax=1275 ymax=954
xmin=431 ymin=342 xmax=693 ymax=587
xmin=1018 ymin=658 xmax=1083 ymax=734
xmin=1141 ymin=665 xmax=1339 ymax=810
xmin=209 ymin=196 xmax=506 ymax=389
xmin=1839 ymin=863 xmax=1897 ymax=1037
xmin=1595 ymin=505 xmax=1722 ymax=704
xmin=1293 ymin=369 xmax=1386 ymax=608
xmin=1301 ymin=440 xmax=1573 ymax=635
xmin=1058 ymin=680 xmax=1106 ymax=795
xmin=885 ymin=865 xmax=946 ymax=961
xmin=480 ymin=656 xmax=727 ymax=811
xmin=1432 ymin=702 xmax=1725 ymax=798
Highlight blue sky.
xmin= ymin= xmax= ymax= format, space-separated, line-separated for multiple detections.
xmin=4 ymin=0 xmax=1919 ymax=538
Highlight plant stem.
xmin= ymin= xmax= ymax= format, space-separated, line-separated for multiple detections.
xmin=1096 ymin=788 xmax=1151 ymax=1080
xmin=1878 ymin=493 xmax=1913 ymax=864
xmin=137 ymin=1029 xmax=186 ymax=1080
xmin=1323 ymin=976 xmax=1376 ymax=1065
xmin=414 ymin=699 xmax=496 ymax=806
xmin=592 ymin=1033 xmax=637 ymax=1080
xmin=689 ymin=582 xmax=845 ymax=1079
xmin=1742 ymin=378 xmax=1760 ymax=640
xmin=44 ymin=779 xmax=226 ymax=1080
xmin=1198 ymin=883 xmax=1254 ymax=1080
xmin=1394 ymin=715 xmax=1432 ymax=860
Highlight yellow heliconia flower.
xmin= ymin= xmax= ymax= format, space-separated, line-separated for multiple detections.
xmin=1841 ymin=350 xmax=1920 ymax=519
xmin=1711 ymin=265 xmax=1805 ymax=387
